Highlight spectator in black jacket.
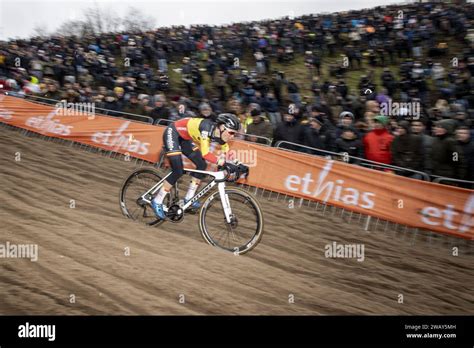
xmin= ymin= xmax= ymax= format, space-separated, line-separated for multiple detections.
xmin=335 ymin=111 xmax=357 ymax=138
xmin=456 ymin=126 xmax=474 ymax=183
xmin=261 ymin=92 xmax=280 ymax=128
xmin=391 ymin=120 xmax=424 ymax=178
xmin=198 ymin=102 xmax=216 ymax=121
xmin=103 ymin=91 xmax=121 ymax=117
xmin=270 ymin=72 xmax=283 ymax=104
xmin=430 ymin=119 xmax=467 ymax=181
xmin=273 ymin=112 xmax=305 ymax=151
xmin=286 ymin=80 xmax=301 ymax=106
xmin=335 ymin=126 xmax=364 ymax=165
xmin=381 ymin=67 xmax=397 ymax=97
xmin=192 ymin=68 xmax=206 ymax=99
xmin=150 ymin=94 xmax=170 ymax=123
xmin=43 ymin=82 xmax=61 ymax=100
xmin=303 ymin=114 xmax=336 ymax=156
xmin=411 ymin=119 xmax=433 ymax=174
xmin=336 ymin=79 xmax=348 ymax=99
xmin=123 ymin=93 xmax=145 ymax=116
xmin=214 ymin=71 xmax=226 ymax=101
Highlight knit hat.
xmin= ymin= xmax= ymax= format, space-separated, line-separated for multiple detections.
xmin=311 ymin=105 xmax=326 ymax=114
xmin=339 ymin=111 xmax=354 ymax=120
xmin=154 ymin=94 xmax=166 ymax=103
xmin=373 ymin=115 xmax=389 ymax=125
xmin=250 ymin=108 xmax=261 ymax=117
xmin=199 ymin=102 xmax=211 ymax=111
xmin=434 ymin=119 xmax=456 ymax=135
xmin=309 ymin=115 xmax=324 ymax=126
xmin=113 ymin=86 xmax=124 ymax=95
xmin=249 ymin=103 xmax=261 ymax=112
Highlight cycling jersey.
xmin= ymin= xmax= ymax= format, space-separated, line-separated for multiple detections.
xmin=173 ymin=117 xmax=229 ymax=164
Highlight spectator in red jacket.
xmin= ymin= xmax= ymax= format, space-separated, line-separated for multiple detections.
xmin=363 ymin=115 xmax=394 ymax=165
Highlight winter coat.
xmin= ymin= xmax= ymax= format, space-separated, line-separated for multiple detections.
xmin=103 ymin=100 xmax=122 ymax=117
xmin=287 ymin=82 xmax=299 ymax=94
xmin=459 ymin=139 xmax=474 ymax=181
xmin=150 ymin=106 xmax=170 ymax=122
xmin=303 ymin=123 xmax=336 ymax=155
xmin=419 ymin=134 xmax=434 ymax=174
xmin=335 ymin=137 xmax=364 ymax=164
xmin=273 ymin=120 xmax=305 ymax=151
xmin=431 ymin=133 xmax=467 ymax=179
xmin=246 ymin=117 xmax=274 ymax=144
xmin=123 ymin=102 xmax=145 ymax=116
xmin=261 ymin=97 xmax=279 ymax=112
xmin=391 ymin=133 xmax=424 ymax=173
xmin=363 ymin=128 xmax=394 ymax=164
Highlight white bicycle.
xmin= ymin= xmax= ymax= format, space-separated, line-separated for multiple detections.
xmin=119 ymin=164 xmax=264 ymax=254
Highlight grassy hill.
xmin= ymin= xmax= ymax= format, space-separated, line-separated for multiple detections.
xmin=120 ymin=37 xmax=467 ymax=103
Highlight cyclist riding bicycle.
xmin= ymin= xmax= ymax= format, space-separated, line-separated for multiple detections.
xmin=152 ymin=113 xmax=246 ymax=219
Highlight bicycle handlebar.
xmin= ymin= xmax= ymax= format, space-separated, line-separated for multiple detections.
xmin=218 ymin=163 xmax=249 ymax=183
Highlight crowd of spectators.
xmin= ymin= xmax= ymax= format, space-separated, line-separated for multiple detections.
xmin=0 ymin=1 xmax=473 ymax=185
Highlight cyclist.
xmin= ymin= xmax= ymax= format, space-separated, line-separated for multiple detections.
xmin=152 ymin=113 xmax=244 ymax=219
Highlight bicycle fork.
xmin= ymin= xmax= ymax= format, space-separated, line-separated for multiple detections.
xmin=218 ymin=182 xmax=233 ymax=224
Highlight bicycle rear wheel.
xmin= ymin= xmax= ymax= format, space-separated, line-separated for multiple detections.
xmin=119 ymin=167 xmax=172 ymax=226
xmin=199 ymin=188 xmax=264 ymax=254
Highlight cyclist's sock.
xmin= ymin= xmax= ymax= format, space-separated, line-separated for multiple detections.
xmin=185 ymin=181 xmax=199 ymax=201
xmin=153 ymin=187 xmax=170 ymax=204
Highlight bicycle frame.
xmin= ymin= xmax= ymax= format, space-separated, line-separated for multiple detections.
xmin=139 ymin=168 xmax=234 ymax=223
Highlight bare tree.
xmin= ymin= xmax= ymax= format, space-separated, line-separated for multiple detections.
xmin=102 ymin=9 xmax=122 ymax=34
xmin=52 ymin=5 xmax=155 ymax=38
xmin=55 ymin=20 xmax=92 ymax=37
xmin=122 ymin=7 xmax=156 ymax=33
xmin=32 ymin=24 xmax=49 ymax=38
xmin=83 ymin=5 xmax=104 ymax=35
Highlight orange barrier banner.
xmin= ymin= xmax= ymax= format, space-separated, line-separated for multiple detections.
xmin=0 ymin=96 xmax=161 ymax=162
xmin=227 ymin=141 xmax=474 ymax=239
xmin=1 ymin=95 xmax=473 ymax=239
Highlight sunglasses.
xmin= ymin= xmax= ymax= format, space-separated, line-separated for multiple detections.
xmin=222 ymin=126 xmax=237 ymax=135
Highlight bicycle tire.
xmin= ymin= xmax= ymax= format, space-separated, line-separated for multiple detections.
xmin=119 ymin=167 xmax=171 ymax=226
xmin=199 ymin=187 xmax=264 ymax=254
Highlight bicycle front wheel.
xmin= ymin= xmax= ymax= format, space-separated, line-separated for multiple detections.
xmin=199 ymin=188 xmax=264 ymax=254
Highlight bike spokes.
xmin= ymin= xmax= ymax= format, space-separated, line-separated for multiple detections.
xmin=199 ymin=188 xmax=263 ymax=254
xmin=119 ymin=168 xmax=170 ymax=226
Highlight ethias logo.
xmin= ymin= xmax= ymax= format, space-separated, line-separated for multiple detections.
xmin=91 ymin=121 xmax=150 ymax=155
xmin=25 ymin=110 xmax=73 ymax=136
xmin=284 ymin=160 xmax=375 ymax=209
